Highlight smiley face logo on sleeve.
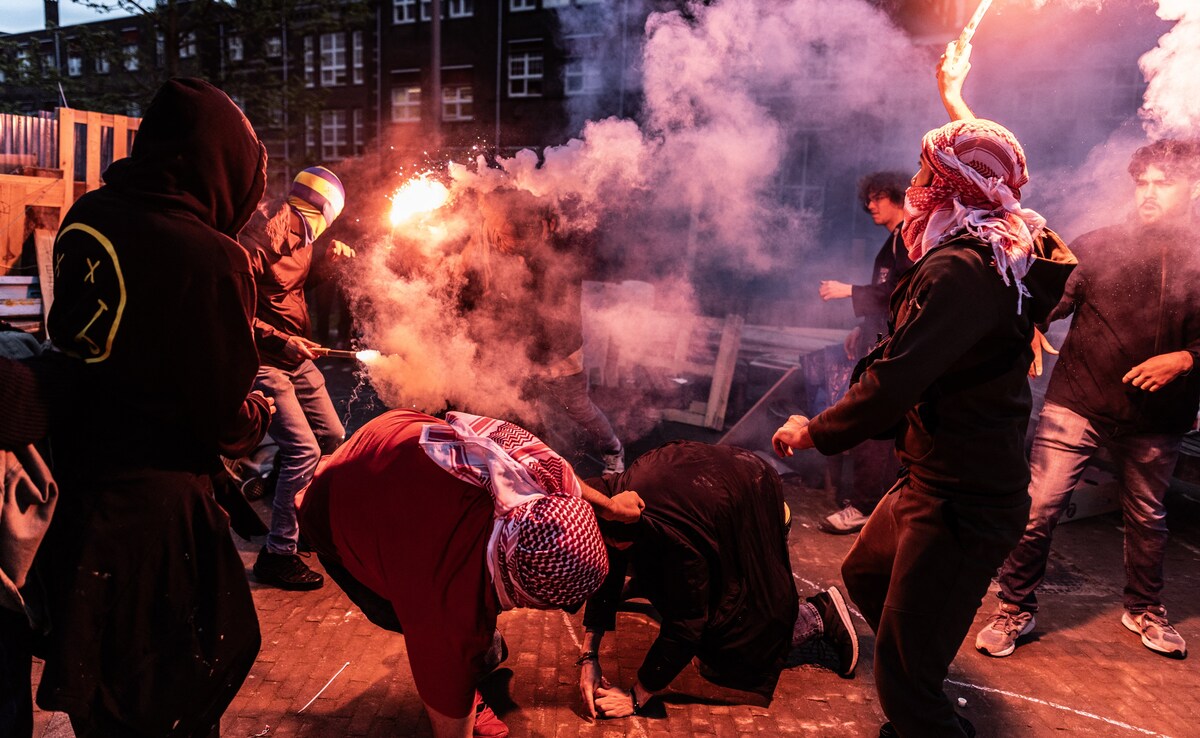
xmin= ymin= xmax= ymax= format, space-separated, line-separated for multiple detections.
xmin=51 ymin=223 xmax=127 ymax=363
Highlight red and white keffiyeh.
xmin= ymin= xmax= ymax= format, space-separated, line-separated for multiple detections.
xmin=420 ymin=412 xmax=607 ymax=611
xmin=902 ymin=119 xmax=1047 ymax=313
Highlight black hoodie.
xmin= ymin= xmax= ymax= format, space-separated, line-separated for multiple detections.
xmin=47 ymin=78 xmax=269 ymax=471
xmin=809 ymin=230 xmax=1077 ymax=497
xmin=1045 ymin=222 xmax=1200 ymax=435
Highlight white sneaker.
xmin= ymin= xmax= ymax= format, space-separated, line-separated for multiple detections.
xmin=819 ymin=504 xmax=868 ymax=534
xmin=1123 ymin=606 xmax=1187 ymax=659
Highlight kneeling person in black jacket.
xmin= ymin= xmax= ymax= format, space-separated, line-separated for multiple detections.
xmin=577 ymin=441 xmax=858 ymax=719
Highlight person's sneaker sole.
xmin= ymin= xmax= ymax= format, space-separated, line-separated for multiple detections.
xmin=818 ymin=520 xmax=864 ymax=535
xmin=826 ymin=585 xmax=859 ymax=677
xmin=976 ymin=613 xmax=1036 ymax=658
xmin=1122 ymin=612 xmax=1187 ymax=659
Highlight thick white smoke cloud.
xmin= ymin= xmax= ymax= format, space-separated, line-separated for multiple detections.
xmin=1140 ymin=0 xmax=1200 ymax=139
xmin=346 ymin=0 xmax=935 ymax=436
xmin=344 ymin=0 xmax=1196 ymax=445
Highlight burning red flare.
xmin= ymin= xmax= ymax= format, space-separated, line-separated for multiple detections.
xmin=390 ymin=176 xmax=450 ymax=226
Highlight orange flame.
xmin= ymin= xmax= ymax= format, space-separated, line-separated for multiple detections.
xmin=389 ymin=176 xmax=450 ymax=226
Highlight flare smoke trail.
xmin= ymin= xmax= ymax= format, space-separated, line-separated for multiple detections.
xmin=348 ymin=0 xmax=935 ymax=436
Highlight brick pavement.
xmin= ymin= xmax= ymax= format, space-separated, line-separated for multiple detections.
xmin=32 ymin=471 xmax=1200 ymax=738
xmin=28 ymin=361 xmax=1200 ymax=736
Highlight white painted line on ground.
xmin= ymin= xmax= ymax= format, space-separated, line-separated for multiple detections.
xmin=298 ymin=661 xmax=350 ymax=714
xmin=1175 ymin=539 xmax=1200 ymax=557
xmin=945 ymin=679 xmax=1172 ymax=737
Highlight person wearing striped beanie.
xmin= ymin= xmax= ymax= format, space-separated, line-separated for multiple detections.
xmin=236 ymin=165 xmax=357 ymax=591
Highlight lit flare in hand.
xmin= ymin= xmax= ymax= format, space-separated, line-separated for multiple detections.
xmin=389 ymin=176 xmax=450 ymax=226
xmin=957 ymin=0 xmax=994 ymax=52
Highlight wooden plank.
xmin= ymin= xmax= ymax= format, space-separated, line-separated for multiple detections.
xmin=34 ymin=229 xmax=56 ymax=320
xmin=703 ymin=314 xmax=744 ymax=430
xmin=85 ymin=111 xmax=103 ymax=192
xmin=57 ymin=108 xmax=76 ymax=215
xmin=0 ymin=173 xmax=64 ymax=206
xmin=0 ymin=297 xmax=42 ymax=317
xmin=112 ymin=115 xmax=129 ymax=160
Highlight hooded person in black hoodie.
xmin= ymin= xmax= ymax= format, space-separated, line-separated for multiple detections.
xmin=35 ymin=78 xmax=271 ymax=737
xmin=772 ymin=46 xmax=1076 ymax=738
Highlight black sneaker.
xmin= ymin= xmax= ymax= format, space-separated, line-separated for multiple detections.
xmin=253 ymin=547 xmax=325 ymax=591
xmin=807 ymin=586 xmax=859 ymax=678
xmin=880 ymin=714 xmax=975 ymax=737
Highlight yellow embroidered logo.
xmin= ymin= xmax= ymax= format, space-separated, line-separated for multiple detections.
xmin=53 ymin=223 xmax=127 ymax=363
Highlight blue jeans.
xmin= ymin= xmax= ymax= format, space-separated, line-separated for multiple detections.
xmin=254 ymin=361 xmax=345 ymax=555
xmin=536 ymin=371 xmax=621 ymax=456
xmin=996 ymin=401 xmax=1181 ymax=614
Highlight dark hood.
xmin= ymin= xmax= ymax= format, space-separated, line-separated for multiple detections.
xmin=103 ymin=78 xmax=268 ymax=237
xmin=1024 ymin=227 xmax=1077 ymax=325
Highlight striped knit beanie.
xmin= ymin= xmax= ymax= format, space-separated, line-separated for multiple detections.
xmin=288 ymin=166 xmax=345 ymax=242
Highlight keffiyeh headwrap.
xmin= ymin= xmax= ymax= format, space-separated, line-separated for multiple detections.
xmin=902 ymin=119 xmax=1047 ymax=313
xmin=288 ymin=166 xmax=345 ymax=243
xmin=420 ymin=412 xmax=608 ymax=611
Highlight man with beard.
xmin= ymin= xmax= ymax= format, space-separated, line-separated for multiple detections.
xmin=975 ymin=139 xmax=1200 ymax=661
xmin=35 ymin=78 xmax=271 ymax=736
xmin=771 ymin=45 xmax=1077 ymax=735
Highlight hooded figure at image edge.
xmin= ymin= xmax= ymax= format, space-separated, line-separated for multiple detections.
xmin=35 ymin=78 xmax=271 ymax=736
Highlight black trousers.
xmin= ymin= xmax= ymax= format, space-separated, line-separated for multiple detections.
xmin=0 ymin=606 xmax=32 ymax=738
xmin=841 ymin=478 xmax=1028 ymax=738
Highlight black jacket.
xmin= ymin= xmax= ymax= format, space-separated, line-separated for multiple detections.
xmin=809 ymin=230 xmax=1076 ymax=496
xmin=239 ymin=200 xmax=317 ymax=369
xmin=47 ymin=78 xmax=269 ymax=470
xmin=584 ymin=442 xmax=798 ymax=697
xmin=1045 ymin=222 xmax=1200 ymax=434
xmin=849 ymin=225 xmax=913 ymax=356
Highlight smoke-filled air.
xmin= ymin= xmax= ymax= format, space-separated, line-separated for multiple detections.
xmin=336 ymin=0 xmax=1198 ymax=449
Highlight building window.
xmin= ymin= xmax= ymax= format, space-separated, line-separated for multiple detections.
xmin=268 ymin=103 xmax=283 ymax=128
xmin=41 ymin=53 xmax=55 ymax=74
xmin=180 ymin=31 xmax=197 ymax=59
xmin=510 ymin=0 xmax=535 ymax=10
xmin=320 ymin=33 xmax=346 ymax=87
xmin=352 ymin=31 xmax=364 ymax=85
xmin=266 ymin=34 xmax=282 ymax=58
xmin=67 ymin=54 xmax=83 ymax=77
xmin=303 ymin=36 xmax=314 ymax=88
xmin=393 ymin=0 xmax=416 ymax=24
xmin=352 ymin=108 xmax=364 ymax=155
xmin=227 ymin=35 xmax=243 ymax=62
xmin=15 ymin=49 xmax=31 ymax=76
xmin=391 ymin=86 xmax=421 ymax=122
xmin=321 ymin=109 xmax=348 ymax=159
xmin=123 ymin=44 xmax=139 ymax=71
xmin=564 ymin=59 xmax=602 ymax=95
xmin=442 ymin=85 xmax=473 ymax=121
xmin=421 ymin=0 xmax=473 ymax=20
xmin=508 ymin=52 xmax=543 ymax=98
xmin=305 ymin=114 xmax=315 ymax=155
xmin=95 ymin=54 xmax=110 ymax=74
